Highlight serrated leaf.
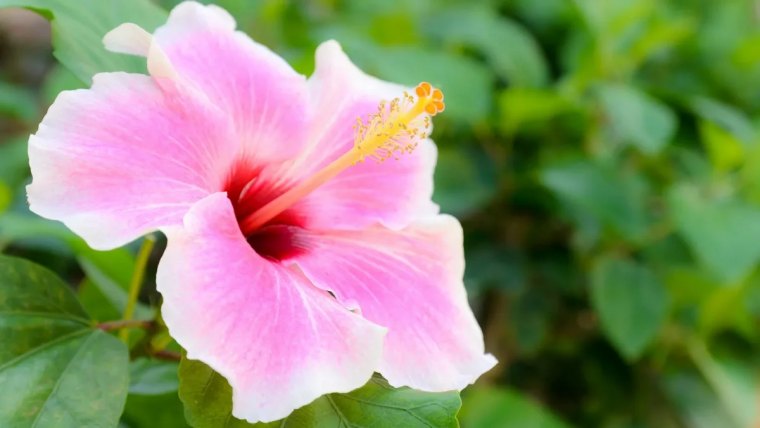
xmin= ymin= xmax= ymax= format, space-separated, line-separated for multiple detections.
xmin=590 ymin=256 xmax=669 ymax=360
xmin=0 ymin=255 xmax=129 ymax=427
xmin=0 ymin=0 xmax=167 ymax=83
xmin=178 ymin=357 xmax=461 ymax=427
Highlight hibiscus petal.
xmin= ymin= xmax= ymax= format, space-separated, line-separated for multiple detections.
xmin=288 ymin=214 xmax=497 ymax=391
xmin=150 ymin=1 xmax=309 ymax=161
xmin=103 ymin=23 xmax=152 ymax=57
xmin=289 ymin=41 xmax=439 ymax=230
xmin=27 ymin=73 xmax=237 ymax=250
xmin=158 ymin=193 xmax=386 ymax=423
xmin=104 ymin=23 xmax=179 ymax=81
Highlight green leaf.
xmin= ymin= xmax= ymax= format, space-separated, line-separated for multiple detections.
xmin=129 ymin=358 xmax=179 ymax=396
xmin=498 ymin=88 xmax=575 ymax=135
xmin=742 ymin=144 xmax=760 ymax=205
xmin=698 ymin=277 xmax=756 ymax=338
xmin=540 ymin=159 xmax=648 ymax=241
xmin=348 ymin=44 xmax=492 ymax=124
xmin=0 ymin=0 xmax=167 ymax=83
xmin=690 ymin=97 xmax=757 ymax=145
xmin=0 ymin=80 xmax=37 ymax=122
xmin=699 ymin=120 xmax=745 ymax=172
xmin=0 ymin=213 xmax=152 ymax=320
xmin=42 ymin=65 xmax=86 ymax=105
xmin=0 ymin=255 xmax=129 ymax=427
xmin=668 ymin=184 xmax=760 ymax=283
xmin=178 ymin=357 xmax=461 ymax=427
xmin=663 ymin=266 xmax=719 ymax=311
xmin=427 ymin=4 xmax=549 ymax=87
xmin=78 ymin=252 xmax=153 ymax=321
xmin=596 ymin=83 xmax=676 ymax=154
xmin=122 ymin=392 xmax=190 ymax=428
xmin=590 ymin=256 xmax=669 ymax=360
xmin=0 ymin=185 xmax=11 ymax=214
xmin=460 ymin=387 xmax=572 ymax=428
xmin=0 ymin=136 xmax=30 ymax=191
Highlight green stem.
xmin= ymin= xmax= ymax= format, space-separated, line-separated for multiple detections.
xmin=119 ymin=235 xmax=156 ymax=342
xmin=686 ymin=339 xmax=748 ymax=428
xmin=150 ymin=349 xmax=182 ymax=362
xmin=98 ymin=319 xmax=152 ymax=332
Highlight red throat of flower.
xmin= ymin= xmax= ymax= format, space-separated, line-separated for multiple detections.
xmin=237 ymin=82 xmax=445 ymax=236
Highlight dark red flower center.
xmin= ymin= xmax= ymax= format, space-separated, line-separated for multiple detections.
xmin=224 ymin=160 xmax=306 ymax=262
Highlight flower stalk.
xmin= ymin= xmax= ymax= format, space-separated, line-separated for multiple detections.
xmin=119 ymin=234 xmax=156 ymax=342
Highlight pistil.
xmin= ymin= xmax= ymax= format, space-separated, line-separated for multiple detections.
xmin=238 ymin=82 xmax=444 ymax=235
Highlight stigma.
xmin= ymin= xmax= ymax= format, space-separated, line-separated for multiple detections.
xmin=238 ymin=83 xmax=444 ymax=235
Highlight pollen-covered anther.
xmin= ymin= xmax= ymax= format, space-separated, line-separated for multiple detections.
xmin=353 ymin=82 xmax=444 ymax=163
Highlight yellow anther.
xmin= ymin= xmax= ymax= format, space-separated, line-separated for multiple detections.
xmin=353 ymin=82 xmax=445 ymax=162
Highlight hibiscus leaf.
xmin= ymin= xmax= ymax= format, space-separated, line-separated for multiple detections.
xmin=129 ymin=358 xmax=180 ymax=396
xmin=590 ymin=256 xmax=669 ymax=360
xmin=0 ymin=0 xmax=167 ymax=83
xmin=596 ymin=83 xmax=677 ymax=155
xmin=668 ymin=184 xmax=760 ymax=283
xmin=0 ymin=255 xmax=130 ymax=427
xmin=460 ymin=386 xmax=572 ymax=428
xmin=347 ymin=44 xmax=493 ymax=124
xmin=178 ymin=356 xmax=462 ymax=427
xmin=426 ymin=4 xmax=550 ymax=88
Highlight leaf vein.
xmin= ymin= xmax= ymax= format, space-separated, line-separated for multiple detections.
xmin=0 ymin=310 xmax=90 ymax=325
xmin=326 ymin=395 xmax=358 ymax=428
xmin=0 ymin=329 xmax=89 ymax=372
xmin=29 ymin=331 xmax=98 ymax=428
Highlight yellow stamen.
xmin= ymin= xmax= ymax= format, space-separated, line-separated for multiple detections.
xmin=239 ymin=82 xmax=445 ymax=235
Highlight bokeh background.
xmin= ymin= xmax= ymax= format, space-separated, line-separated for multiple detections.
xmin=2 ymin=0 xmax=760 ymax=427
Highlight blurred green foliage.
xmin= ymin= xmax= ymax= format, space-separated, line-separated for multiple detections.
xmin=2 ymin=0 xmax=760 ymax=426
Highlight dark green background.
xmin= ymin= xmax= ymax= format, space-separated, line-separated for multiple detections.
xmin=1 ymin=0 xmax=759 ymax=426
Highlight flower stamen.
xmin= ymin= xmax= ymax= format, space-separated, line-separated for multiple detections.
xmin=238 ymin=82 xmax=444 ymax=235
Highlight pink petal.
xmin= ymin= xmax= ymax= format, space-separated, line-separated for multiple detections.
xmin=103 ymin=23 xmax=152 ymax=57
xmin=151 ymin=1 xmax=309 ymax=161
xmin=157 ymin=193 xmax=386 ymax=423
xmin=103 ymin=9 xmax=437 ymax=231
xmin=27 ymin=73 xmax=237 ymax=250
xmin=289 ymin=41 xmax=439 ymax=230
xmin=288 ymin=214 xmax=497 ymax=391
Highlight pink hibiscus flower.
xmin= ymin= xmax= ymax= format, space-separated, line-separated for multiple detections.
xmin=27 ymin=1 xmax=496 ymax=423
